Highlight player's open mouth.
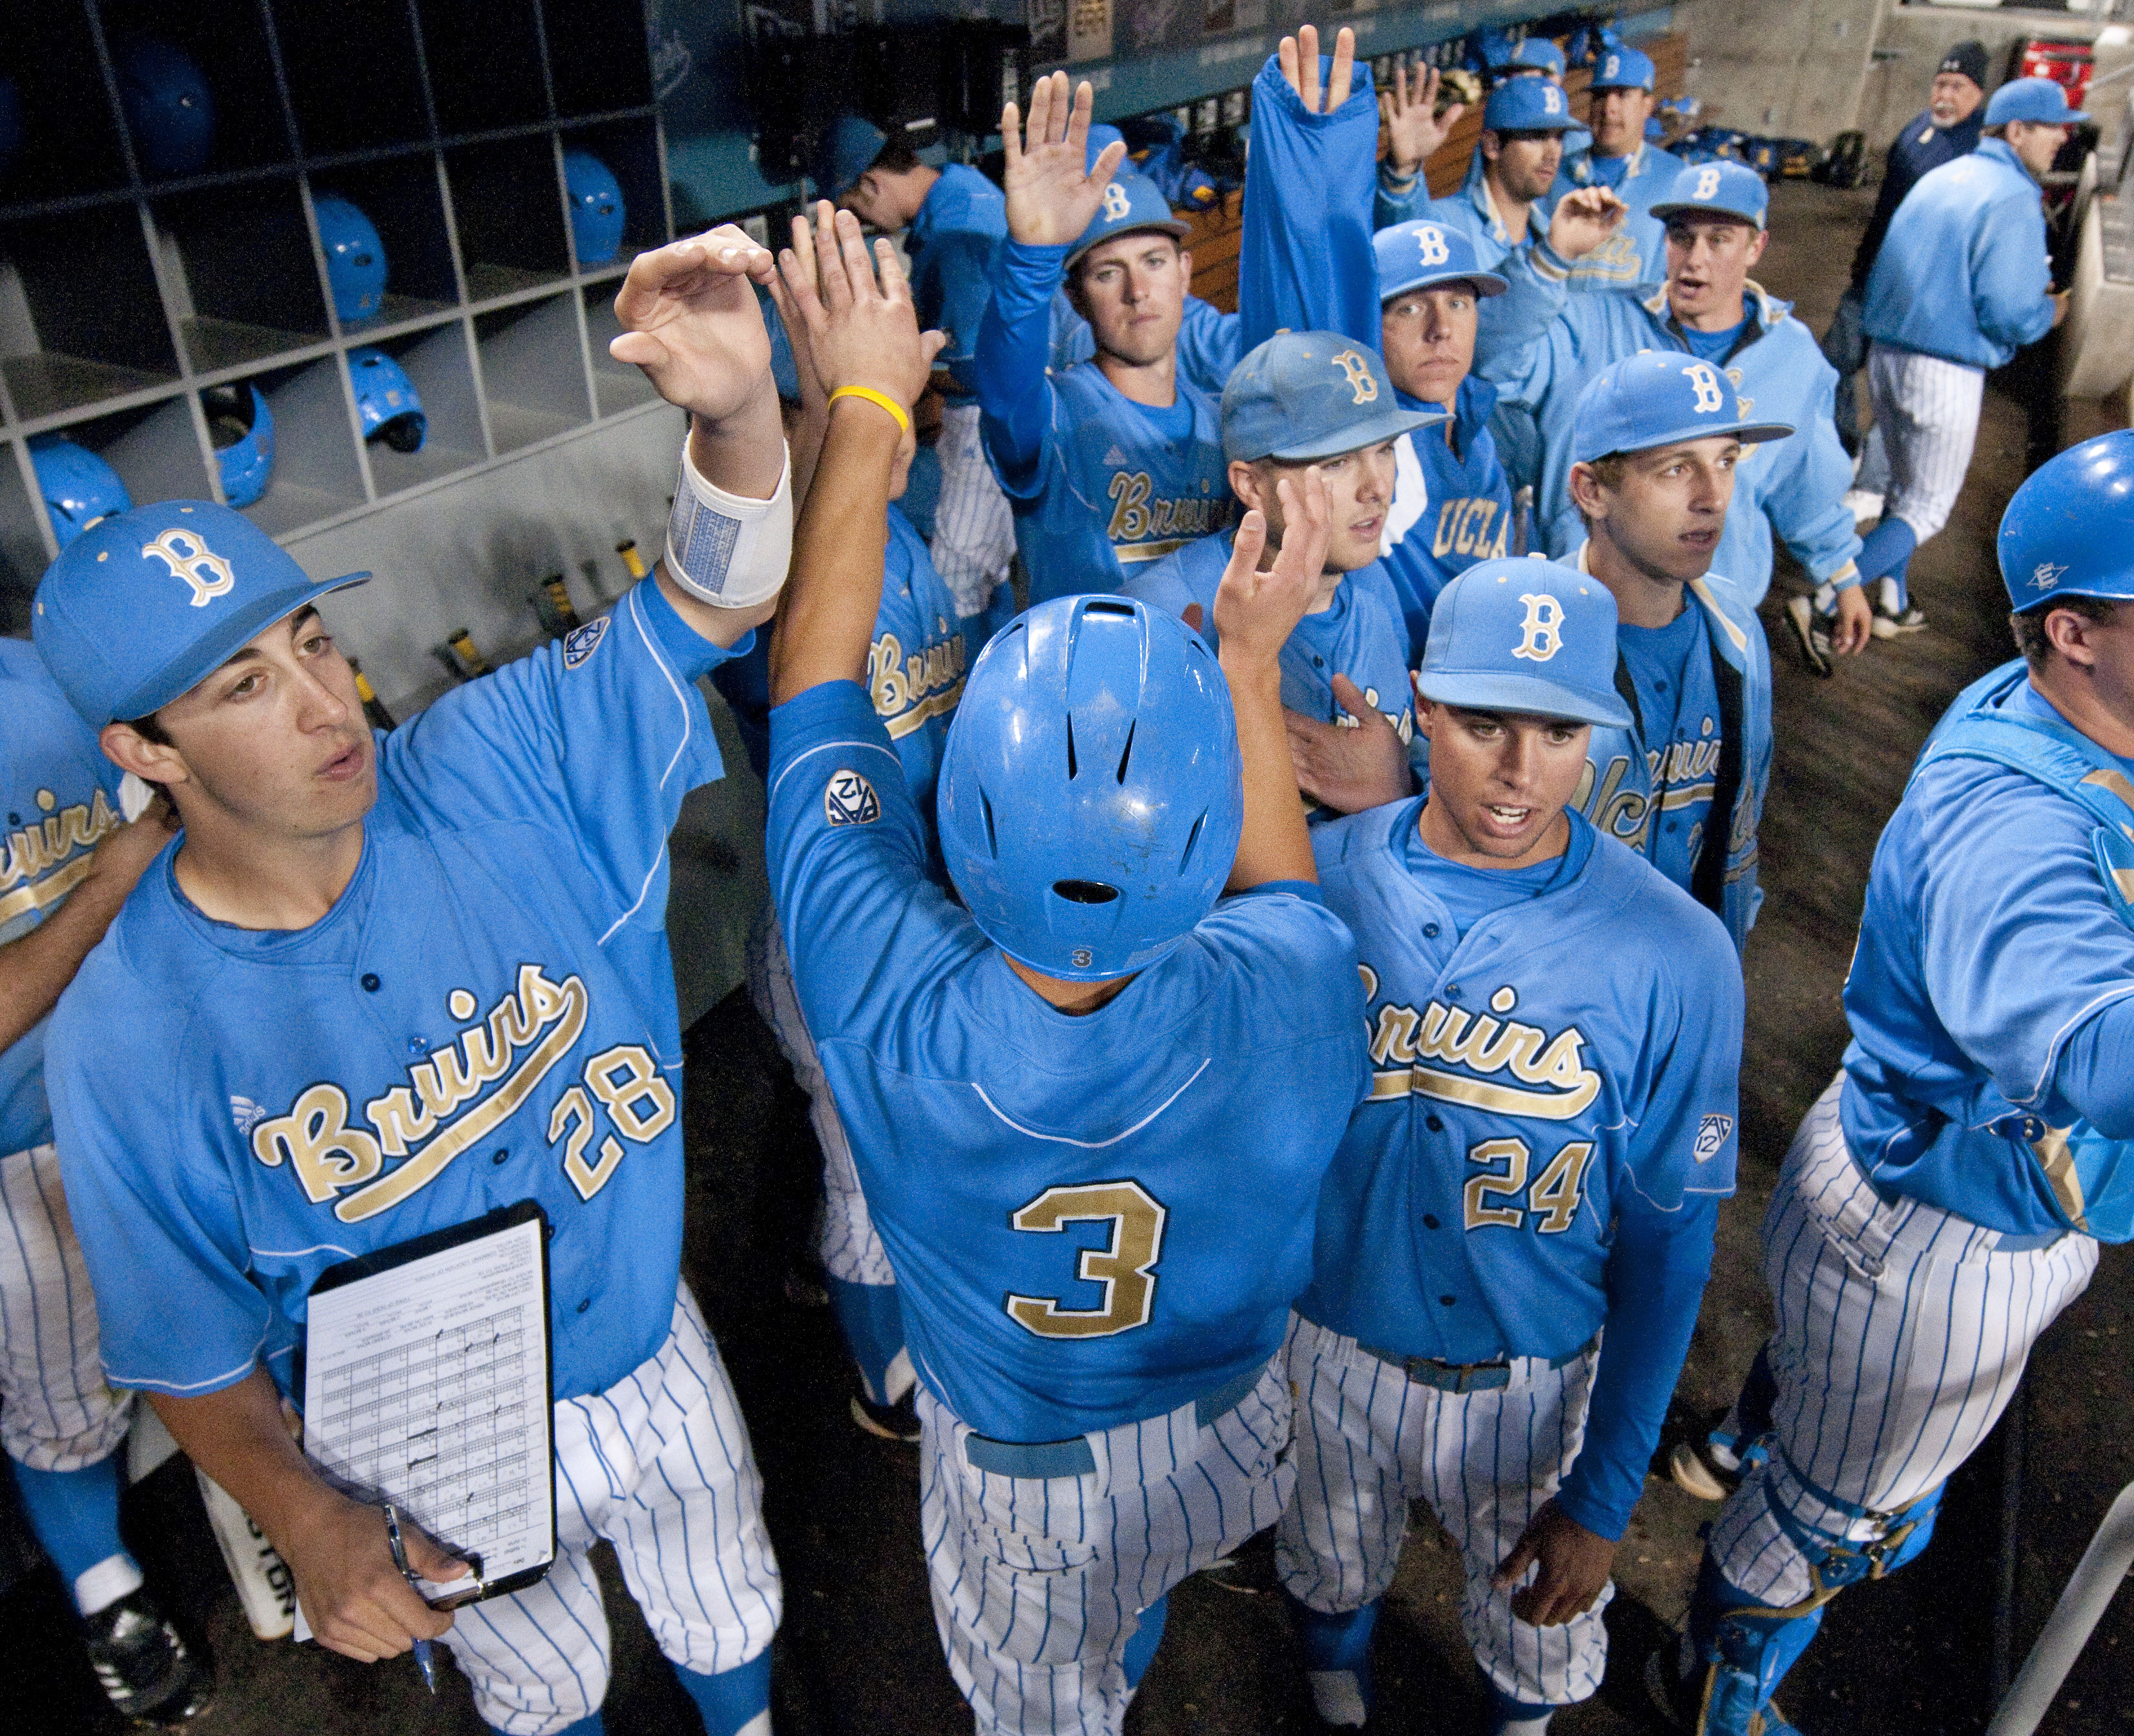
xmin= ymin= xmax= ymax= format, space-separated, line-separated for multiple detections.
xmin=1482 ymin=803 xmax=1535 ymax=830
xmin=1351 ymin=515 xmax=1383 ymax=538
xmin=318 ymin=740 xmax=368 ymax=781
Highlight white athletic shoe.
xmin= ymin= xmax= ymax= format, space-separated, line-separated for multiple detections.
xmin=1841 ymin=488 xmax=1884 ymax=528
xmin=1870 ymin=602 xmax=1929 ymax=638
xmin=1783 ymin=596 xmax=1834 ymax=678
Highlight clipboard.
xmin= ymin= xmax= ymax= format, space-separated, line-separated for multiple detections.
xmin=302 ymin=1199 xmax=557 ymax=1609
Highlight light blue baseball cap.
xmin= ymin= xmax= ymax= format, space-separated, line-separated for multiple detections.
xmin=1985 ymin=75 xmax=2089 ymax=128
xmin=1571 ymin=351 xmax=1794 ymax=465
xmin=1591 ymin=45 xmax=1655 ymax=92
xmin=1086 ymin=123 xmax=1126 ymax=172
xmin=33 ymin=501 xmax=368 ymax=727
xmin=1221 ymin=332 xmax=1445 ymax=464
xmin=1064 ymin=174 xmax=1192 ymax=269
xmin=811 ymin=113 xmax=889 ymax=196
xmin=1416 ymin=557 xmax=1632 ymax=727
xmin=1650 ymin=158 xmax=1768 ymax=228
xmin=1484 ymin=76 xmax=1576 ymax=134
xmin=1500 ymin=38 xmax=1566 ymax=78
xmin=1376 ymin=219 xmax=1509 ymax=302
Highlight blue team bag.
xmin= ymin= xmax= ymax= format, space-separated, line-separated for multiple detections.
xmin=1916 ymin=659 xmax=2134 ymax=1242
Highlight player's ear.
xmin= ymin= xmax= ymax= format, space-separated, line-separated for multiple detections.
xmin=1228 ymin=458 xmax=1268 ymax=512
xmin=1746 ymin=227 xmax=1770 ymax=266
xmin=1566 ymin=460 xmax=1609 ymax=521
xmin=99 ymin=719 xmax=190 ymax=791
xmin=1480 ymin=128 xmax=1502 ymax=162
xmin=1175 ymin=245 xmax=1192 ymax=282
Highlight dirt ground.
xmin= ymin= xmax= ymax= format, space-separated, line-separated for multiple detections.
xmin=5 ymin=180 xmax=2132 ymax=1735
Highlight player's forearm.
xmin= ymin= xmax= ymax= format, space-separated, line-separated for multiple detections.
xmin=0 ymin=855 xmax=151 ymax=1053
xmin=769 ymin=400 xmax=902 ymax=704
xmin=687 ymin=379 xmax=787 ymax=503
xmin=147 ymin=1369 xmax=350 ymax=1562
xmin=974 ymin=244 xmax=1066 ymax=468
xmin=1223 ymin=656 xmax=1317 ymax=888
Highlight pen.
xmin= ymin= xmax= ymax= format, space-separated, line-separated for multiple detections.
xmin=381 ymin=1504 xmax=438 ymax=1696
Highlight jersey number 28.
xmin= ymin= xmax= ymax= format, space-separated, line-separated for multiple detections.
xmin=1005 ymin=1179 xmax=1168 ymax=1339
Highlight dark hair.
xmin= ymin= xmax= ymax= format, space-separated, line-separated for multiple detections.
xmin=122 ymin=711 xmax=171 ymax=745
xmin=867 ymin=132 xmax=920 ymax=178
xmin=2011 ymin=594 xmax=2118 ymax=667
xmin=1571 ymin=453 xmax=1630 ymax=526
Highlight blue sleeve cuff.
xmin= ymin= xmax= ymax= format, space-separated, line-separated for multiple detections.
xmin=633 ymin=573 xmax=757 ymax=683
xmin=769 ymin=677 xmax=892 ymax=765
xmin=1232 ymin=879 xmax=1324 ymax=906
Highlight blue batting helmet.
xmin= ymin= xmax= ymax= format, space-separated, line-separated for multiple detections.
xmin=203 ymin=382 xmax=275 ymax=509
xmin=313 ymin=194 xmax=388 ymax=324
xmin=1998 ymin=431 xmax=2134 ymax=610
xmin=937 ymin=595 xmax=1243 ymax=981
xmin=28 ymin=436 xmax=133 ymax=550
xmin=348 ymin=347 xmax=427 ymax=453
xmin=563 ymin=149 xmax=627 ymax=266
xmin=113 ymin=35 xmax=214 ymax=178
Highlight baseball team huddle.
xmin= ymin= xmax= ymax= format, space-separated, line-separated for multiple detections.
xmin=2 ymin=21 xmax=2128 ymax=1736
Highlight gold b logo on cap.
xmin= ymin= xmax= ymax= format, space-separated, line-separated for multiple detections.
xmin=1330 ymin=349 xmax=1379 ymax=406
xmin=1101 ymin=181 xmax=1132 ymax=222
xmin=140 ymin=530 xmax=237 ymax=608
xmin=1513 ymin=593 xmax=1566 ymax=662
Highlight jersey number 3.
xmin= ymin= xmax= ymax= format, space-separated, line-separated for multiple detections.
xmin=1004 ymin=1179 xmax=1168 ymax=1339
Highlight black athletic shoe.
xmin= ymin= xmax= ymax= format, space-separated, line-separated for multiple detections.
xmin=1199 ymin=1525 xmax=1278 ymax=1595
xmin=1783 ymin=596 xmax=1834 ymax=678
xmin=850 ymin=1388 xmax=922 ymax=1442
xmin=81 ymin=1589 xmax=214 ymax=1727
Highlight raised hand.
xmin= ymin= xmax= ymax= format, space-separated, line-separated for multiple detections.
xmin=1286 ymin=673 xmax=1414 ymax=814
xmin=610 ymin=225 xmax=777 ymax=427
xmin=1001 ymin=71 xmax=1129 ymax=247
xmin=1382 ymin=61 xmax=1464 ymax=178
xmin=1279 ymin=23 xmax=1356 ymax=114
xmin=772 ymin=202 xmax=946 ymax=414
xmin=1214 ymin=468 xmax=1332 ymax=667
xmin=1547 ymin=186 xmax=1629 ymax=261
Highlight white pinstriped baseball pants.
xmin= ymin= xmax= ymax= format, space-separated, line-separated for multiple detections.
xmin=930 ymin=404 xmax=1017 ymax=621
xmin=0 ymin=1142 xmax=133 ymax=1471
xmin=1859 ymin=343 xmax=1986 ymax=547
xmin=1276 ymin=1312 xmax=1610 ymax=1707
xmin=918 ymin=1361 xmax=1294 ymax=1735
xmin=441 ymin=1282 xmax=782 ymax=1735
xmin=1709 ymin=1074 xmax=2097 ymax=1607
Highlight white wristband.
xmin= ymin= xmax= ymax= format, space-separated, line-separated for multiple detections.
xmin=663 ymin=435 xmax=794 ymax=609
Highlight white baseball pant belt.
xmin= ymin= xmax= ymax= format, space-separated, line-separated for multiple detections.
xmin=962 ymin=1361 xmax=1269 ymax=1479
xmin=1352 ymin=1333 xmax=1599 ymax=1395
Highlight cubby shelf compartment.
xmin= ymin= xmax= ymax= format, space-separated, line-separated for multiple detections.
xmin=447 ymin=136 xmax=574 ymax=303
xmin=0 ymin=203 xmax=180 ymax=420
xmin=238 ymin=358 xmax=367 ymax=537
xmin=419 ymin=0 xmax=551 ymax=138
xmin=152 ymin=178 xmax=332 ymax=373
xmin=477 ymin=293 xmax=592 ymax=455
xmin=311 ymin=156 xmax=463 ymax=334
xmin=357 ymin=321 xmax=488 ymax=497
xmin=273 ymin=1 xmax=432 ymax=158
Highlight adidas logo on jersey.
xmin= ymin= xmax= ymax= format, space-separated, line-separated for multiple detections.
xmin=1356 ymin=970 xmax=1601 ymax=1119
xmin=230 ymin=1097 xmax=270 ymax=1137
xmin=1102 ymin=445 xmax=1128 ymax=468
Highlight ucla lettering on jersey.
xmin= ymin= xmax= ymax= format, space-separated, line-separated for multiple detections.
xmin=1431 ymin=496 xmax=1511 ymax=563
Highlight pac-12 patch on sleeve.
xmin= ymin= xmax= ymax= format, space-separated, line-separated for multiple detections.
xmin=563 ymin=617 xmax=610 ymax=668
xmin=1693 ymin=1113 xmax=1734 ymax=1163
xmin=825 ymin=769 xmax=881 ymax=827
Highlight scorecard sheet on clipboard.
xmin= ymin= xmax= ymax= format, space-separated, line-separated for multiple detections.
xmin=302 ymin=1201 xmax=557 ymax=1606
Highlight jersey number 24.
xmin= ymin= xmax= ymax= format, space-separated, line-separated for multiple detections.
xmin=1005 ymin=1179 xmax=1168 ymax=1339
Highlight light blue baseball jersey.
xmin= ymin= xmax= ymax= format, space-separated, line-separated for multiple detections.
xmin=1378 ymin=377 xmax=1515 ymax=661
xmin=976 ymin=238 xmax=1232 ymax=605
xmin=48 ymin=581 xmax=743 ymax=1403
xmin=907 ymin=164 xmax=1008 ymax=402
xmin=1478 ymin=276 xmax=1863 ymax=604
xmin=1544 ymin=141 xmax=1681 ymax=293
xmin=765 ymin=679 xmax=1365 ymax=1442
xmin=0 ymin=638 xmax=128 ymax=1158
xmin=1120 ymin=530 xmax=1414 ymax=761
xmin=1863 ymin=138 xmax=2056 ymax=372
xmin=1841 ymin=666 xmax=2134 ymax=1235
xmin=1303 ymin=798 xmax=1741 ymax=1535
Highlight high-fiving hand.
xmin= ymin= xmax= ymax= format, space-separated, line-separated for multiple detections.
xmin=1382 ymin=59 xmax=1465 ymax=178
xmin=1000 ymin=71 xmax=1130 ymax=249
xmin=1546 ymin=185 xmax=1630 ymax=262
xmin=1214 ymin=470 xmax=1332 ymax=666
xmin=768 ymin=202 xmax=946 ymax=415
xmin=610 ymin=226 xmax=777 ymax=428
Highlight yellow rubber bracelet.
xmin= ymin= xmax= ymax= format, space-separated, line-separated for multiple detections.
xmin=827 ymin=384 xmax=912 ymax=435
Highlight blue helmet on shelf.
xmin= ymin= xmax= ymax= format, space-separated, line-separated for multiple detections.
xmin=563 ymin=149 xmax=626 ymax=266
xmin=313 ymin=194 xmax=388 ymax=324
xmin=202 ymin=382 xmax=275 ymax=509
xmin=113 ymin=35 xmax=214 ymax=178
xmin=1998 ymin=430 xmax=2134 ymax=610
xmin=348 ymin=347 xmax=426 ymax=453
xmin=936 ymin=595 xmax=1243 ymax=982
xmin=28 ymin=436 xmax=134 ymax=550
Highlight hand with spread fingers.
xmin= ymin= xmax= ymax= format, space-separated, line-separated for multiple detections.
xmin=1214 ymin=469 xmax=1332 ymax=670
xmin=610 ymin=226 xmax=778 ymax=429
xmin=1381 ymin=59 xmax=1465 ymax=179
xmin=1000 ymin=71 xmax=1130 ymax=248
xmin=770 ymin=201 xmax=947 ymax=419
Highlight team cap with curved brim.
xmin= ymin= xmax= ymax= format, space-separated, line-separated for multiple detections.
xmin=1377 ymin=219 xmax=1510 ymax=302
xmin=1590 ymin=45 xmax=1655 ymax=92
xmin=1221 ymin=331 xmax=1446 ymax=464
xmin=1985 ymin=75 xmax=2089 ymax=129
xmin=1417 ymin=557 xmax=1632 ymax=728
xmin=1650 ymin=158 xmax=1768 ymax=228
xmin=1996 ymin=429 xmax=2134 ymax=609
xmin=1571 ymin=351 xmax=1794 ymax=465
xmin=1064 ymin=174 xmax=1194 ymax=270
xmin=810 ymin=112 xmax=889 ymax=198
xmin=33 ymin=500 xmax=368 ymax=727
xmin=1498 ymin=37 xmax=1566 ymax=78
xmin=1484 ymin=76 xmax=1577 ymax=134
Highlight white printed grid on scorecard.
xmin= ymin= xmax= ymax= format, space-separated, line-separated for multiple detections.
xmin=302 ymin=1207 xmax=556 ymax=1602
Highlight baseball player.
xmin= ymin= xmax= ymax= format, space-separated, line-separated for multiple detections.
xmin=1818 ymin=40 xmax=1987 ymax=456
xmin=1479 ymin=158 xmax=1873 ymax=650
xmin=1279 ymin=555 xmax=1743 ymax=1735
xmin=765 ymin=202 xmax=1365 ymax=1736
xmin=0 ymin=645 xmax=209 ymax=1726
xmin=37 ymin=225 xmax=798 ymax=1736
xmin=1651 ymin=433 xmax=2134 ymax=1736
xmin=1120 ymin=329 xmax=1431 ymax=781
xmin=974 ymin=74 xmax=1232 ymax=604
xmin=1544 ymin=45 xmax=1679 ymax=293
xmin=1843 ymin=76 xmax=2079 ymax=643
xmin=815 ymin=113 xmax=1015 ymax=626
